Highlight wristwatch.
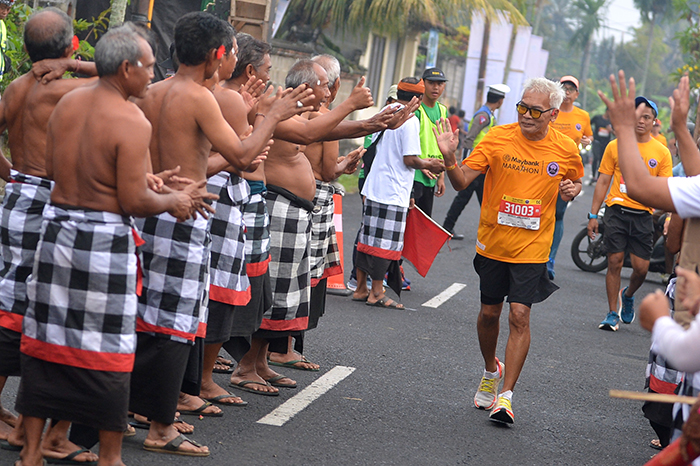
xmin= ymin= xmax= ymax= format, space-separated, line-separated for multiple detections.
xmin=587 ymin=212 xmax=598 ymax=219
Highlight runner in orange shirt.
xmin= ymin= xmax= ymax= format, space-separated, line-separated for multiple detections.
xmin=546 ymin=75 xmax=592 ymax=280
xmin=437 ymin=77 xmax=583 ymax=424
xmin=588 ymin=96 xmax=672 ymax=331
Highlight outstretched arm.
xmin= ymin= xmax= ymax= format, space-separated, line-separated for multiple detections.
xmin=597 ymin=71 xmax=675 ymax=212
xmin=669 ymin=76 xmax=700 ymax=176
xmin=433 ymin=118 xmax=482 ymax=190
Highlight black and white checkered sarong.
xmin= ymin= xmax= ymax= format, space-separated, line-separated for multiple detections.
xmin=135 ymin=212 xmax=210 ymax=344
xmin=242 ymin=191 xmax=270 ymax=275
xmin=207 ymin=172 xmax=251 ymax=306
xmin=21 ymin=205 xmax=139 ymax=372
xmin=310 ymin=180 xmax=342 ymax=284
xmin=357 ymin=198 xmax=408 ymax=261
xmin=0 ymin=170 xmax=53 ymax=332
xmin=260 ymin=190 xmax=311 ymax=331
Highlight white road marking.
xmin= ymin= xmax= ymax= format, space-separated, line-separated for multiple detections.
xmin=257 ymin=365 xmax=356 ymax=427
xmin=422 ymin=283 xmax=467 ymax=308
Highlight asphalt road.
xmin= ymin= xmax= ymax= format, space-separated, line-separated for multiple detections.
xmin=0 ymin=177 xmax=667 ymax=466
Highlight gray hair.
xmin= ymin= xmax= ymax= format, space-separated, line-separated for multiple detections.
xmin=95 ymin=25 xmax=143 ymax=77
xmin=522 ymin=77 xmax=565 ymax=109
xmin=312 ymin=54 xmax=340 ymax=87
xmin=285 ymin=59 xmax=319 ymax=89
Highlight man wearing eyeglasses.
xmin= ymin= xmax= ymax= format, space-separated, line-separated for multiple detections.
xmin=547 ymin=76 xmax=593 ymax=280
xmin=439 ymin=77 xmax=584 ymax=424
xmin=588 ymin=96 xmax=672 ymax=332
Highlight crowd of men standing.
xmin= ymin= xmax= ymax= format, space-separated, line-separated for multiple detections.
xmin=0 ymin=4 xmax=696 ymax=466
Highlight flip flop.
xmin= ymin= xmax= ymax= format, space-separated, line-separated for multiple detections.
xmin=142 ymin=434 xmax=209 ymax=457
xmin=366 ymin=296 xmax=404 ymax=309
xmin=216 ymin=355 xmax=233 ymax=366
xmin=351 ymin=295 xmax=369 ymax=302
xmin=264 ymin=374 xmax=297 ymax=389
xmin=128 ymin=419 xmax=150 ymax=430
xmin=123 ymin=425 xmax=136 ymax=437
xmin=203 ymin=393 xmax=248 ymax=407
xmin=268 ymin=355 xmax=320 ymax=372
xmin=45 ymin=448 xmax=98 ymax=465
xmin=229 ymin=380 xmax=279 ymax=396
xmin=177 ymin=401 xmax=223 ymax=417
xmin=1 ymin=439 xmax=22 ymax=451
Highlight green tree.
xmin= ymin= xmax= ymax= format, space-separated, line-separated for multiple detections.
xmin=633 ymin=0 xmax=673 ymax=95
xmin=278 ymin=0 xmax=526 ymax=37
xmin=569 ymin=0 xmax=608 ymax=108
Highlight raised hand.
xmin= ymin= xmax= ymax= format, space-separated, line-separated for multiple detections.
xmin=347 ymin=76 xmax=374 ymax=110
xmin=269 ymin=84 xmax=315 ymax=121
xmin=239 ymin=76 xmax=265 ymax=113
xmin=432 ymin=118 xmax=459 ymax=164
xmin=597 ymin=70 xmax=642 ymax=131
xmin=386 ymin=97 xmax=420 ymax=129
xmin=669 ymin=76 xmax=691 ymax=133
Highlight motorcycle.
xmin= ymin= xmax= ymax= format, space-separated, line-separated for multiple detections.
xmin=570 ymin=207 xmax=669 ymax=274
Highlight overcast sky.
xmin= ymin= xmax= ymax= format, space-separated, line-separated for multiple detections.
xmin=598 ymin=0 xmax=642 ymax=43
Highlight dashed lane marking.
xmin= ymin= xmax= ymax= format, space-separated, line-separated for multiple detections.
xmin=257 ymin=365 xmax=356 ymax=427
xmin=422 ymin=283 xmax=466 ymax=308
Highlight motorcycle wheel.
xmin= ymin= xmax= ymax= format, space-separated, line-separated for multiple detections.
xmin=571 ymin=227 xmax=608 ymax=272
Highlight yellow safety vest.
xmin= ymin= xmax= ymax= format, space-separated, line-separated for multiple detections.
xmin=415 ymin=102 xmax=448 ymax=187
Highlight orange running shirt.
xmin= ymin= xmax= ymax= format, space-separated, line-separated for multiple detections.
xmin=464 ymin=123 xmax=584 ymax=263
xmin=550 ymin=106 xmax=592 ymax=146
xmin=653 ymin=133 xmax=668 ymax=148
xmin=598 ymin=138 xmax=673 ymax=213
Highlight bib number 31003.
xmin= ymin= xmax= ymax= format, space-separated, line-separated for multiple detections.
xmin=497 ymin=195 xmax=542 ymax=230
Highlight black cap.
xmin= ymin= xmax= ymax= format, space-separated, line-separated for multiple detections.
xmin=422 ymin=67 xmax=448 ymax=82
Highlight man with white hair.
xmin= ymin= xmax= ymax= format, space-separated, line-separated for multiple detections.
xmin=439 ymin=77 xmax=583 ymax=424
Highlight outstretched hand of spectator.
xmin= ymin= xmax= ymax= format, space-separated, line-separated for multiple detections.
xmin=597 ymin=70 xmax=644 ymax=133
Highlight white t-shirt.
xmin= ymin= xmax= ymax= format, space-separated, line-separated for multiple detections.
xmin=361 ymin=110 xmax=421 ymax=208
xmin=652 ymin=314 xmax=700 ymax=372
xmin=668 ymin=175 xmax=700 ymax=218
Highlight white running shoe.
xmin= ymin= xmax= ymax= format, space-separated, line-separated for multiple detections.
xmin=473 ymin=358 xmax=505 ymax=410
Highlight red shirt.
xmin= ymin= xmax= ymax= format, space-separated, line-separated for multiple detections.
xmin=448 ymin=114 xmax=461 ymax=132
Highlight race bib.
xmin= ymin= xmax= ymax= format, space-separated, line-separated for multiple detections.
xmin=498 ymin=195 xmax=541 ymax=230
xmin=620 ymin=174 xmax=626 ymax=193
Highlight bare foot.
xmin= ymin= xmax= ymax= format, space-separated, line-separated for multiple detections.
xmin=132 ymin=413 xmax=194 ymax=434
xmin=216 ymin=355 xmax=233 ymax=367
xmin=177 ymin=393 xmax=222 ymax=416
xmin=143 ymin=424 xmax=208 ymax=456
xmin=199 ymin=380 xmax=246 ymax=406
xmin=0 ymin=407 xmax=17 ymax=428
xmin=230 ymin=369 xmax=279 ymax=395
xmin=268 ymin=351 xmax=320 ymax=371
xmin=42 ymin=442 xmax=98 ymax=463
xmin=351 ymin=291 xmax=369 ymax=301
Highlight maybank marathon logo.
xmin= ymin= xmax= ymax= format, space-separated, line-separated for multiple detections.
xmin=502 ymin=154 xmax=542 ymax=174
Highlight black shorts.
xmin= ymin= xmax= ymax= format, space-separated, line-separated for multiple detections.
xmin=603 ymin=204 xmax=654 ymax=260
xmin=0 ymin=327 xmax=21 ymax=377
xmin=16 ymin=355 xmax=129 ymax=432
xmin=473 ymin=254 xmax=559 ymax=306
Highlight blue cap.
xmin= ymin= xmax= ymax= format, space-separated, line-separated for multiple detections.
xmin=635 ymin=96 xmax=658 ymax=118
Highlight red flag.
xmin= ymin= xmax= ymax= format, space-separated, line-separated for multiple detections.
xmin=401 ymin=206 xmax=451 ymax=277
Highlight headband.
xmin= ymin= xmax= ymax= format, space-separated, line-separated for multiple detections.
xmin=397 ymin=79 xmax=425 ymax=95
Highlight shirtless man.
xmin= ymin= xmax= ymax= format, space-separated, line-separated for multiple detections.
xmin=0 ymin=8 xmax=102 ymax=463
xmin=223 ymin=42 xmax=419 ymax=392
xmin=15 ymin=24 xmax=206 ymax=466
xmin=129 ymin=12 xmax=309 ymax=454
xmin=281 ymin=54 xmax=362 ymax=362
